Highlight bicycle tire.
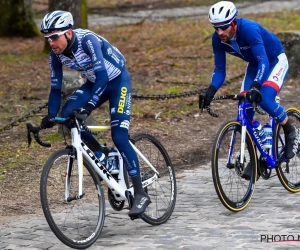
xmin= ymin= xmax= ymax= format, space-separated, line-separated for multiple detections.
xmin=40 ymin=148 xmax=105 ymax=249
xmin=130 ymin=132 xmax=176 ymax=225
xmin=212 ymin=121 xmax=257 ymax=212
xmin=275 ymin=107 xmax=300 ymax=192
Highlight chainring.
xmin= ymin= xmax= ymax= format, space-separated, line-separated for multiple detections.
xmin=259 ymin=156 xmax=272 ymax=180
xmin=107 ymin=188 xmax=125 ymax=211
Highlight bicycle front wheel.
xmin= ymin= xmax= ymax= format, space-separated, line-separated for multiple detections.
xmin=212 ymin=121 xmax=257 ymax=212
xmin=130 ymin=133 xmax=176 ymax=225
xmin=40 ymin=148 xmax=105 ymax=249
xmin=275 ymin=107 xmax=300 ymax=192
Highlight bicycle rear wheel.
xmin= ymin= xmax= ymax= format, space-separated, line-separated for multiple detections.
xmin=212 ymin=121 xmax=257 ymax=212
xmin=130 ymin=133 xmax=176 ymax=225
xmin=40 ymin=148 xmax=105 ymax=249
xmin=275 ymin=107 xmax=300 ymax=192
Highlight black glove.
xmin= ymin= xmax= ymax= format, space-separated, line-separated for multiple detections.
xmin=41 ymin=114 xmax=56 ymax=129
xmin=246 ymin=81 xmax=263 ymax=104
xmin=73 ymin=104 xmax=94 ymax=121
xmin=199 ymin=85 xmax=217 ymax=108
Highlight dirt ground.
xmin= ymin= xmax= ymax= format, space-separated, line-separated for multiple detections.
xmin=1 ymin=3 xmax=300 ymax=225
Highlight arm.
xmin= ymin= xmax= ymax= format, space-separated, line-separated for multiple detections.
xmin=48 ymin=52 xmax=63 ymax=115
xmin=211 ymin=34 xmax=226 ymax=90
xmin=81 ymin=34 xmax=109 ymax=112
xmin=40 ymin=52 xmax=63 ymax=129
xmin=245 ymin=25 xmax=270 ymax=84
xmin=199 ymin=34 xmax=226 ymax=108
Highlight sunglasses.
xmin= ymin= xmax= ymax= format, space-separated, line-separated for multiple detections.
xmin=44 ymin=30 xmax=68 ymax=42
xmin=213 ymin=22 xmax=232 ymax=31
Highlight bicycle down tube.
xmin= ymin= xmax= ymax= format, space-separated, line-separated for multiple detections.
xmin=72 ymin=129 xmax=159 ymax=201
xmin=235 ymin=101 xmax=279 ymax=169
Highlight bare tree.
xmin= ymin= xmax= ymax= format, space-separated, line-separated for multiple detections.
xmin=0 ymin=0 xmax=39 ymax=37
xmin=49 ymin=0 xmax=87 ymax=29
xmin=43 ymin=0 xmax=88 ymax=53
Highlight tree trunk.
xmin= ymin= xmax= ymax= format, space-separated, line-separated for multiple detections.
xmin=43 ymin=0 xmax=88 ymax=54
xmin=0 ymin=0 xmax=39 ymax=37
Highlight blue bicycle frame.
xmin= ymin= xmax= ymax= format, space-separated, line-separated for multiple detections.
xmin=233 ymin=98 xmax=285 ymax=169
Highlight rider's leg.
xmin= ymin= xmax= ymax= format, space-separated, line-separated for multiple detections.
xmin=108 ymin=70 xmax=151 ymax=216
xmin=259 ymin=53 xmax=299 ymax=159
xmin=61 ymin=81 xmax=107 ymax=155
xmin=240 ymin=65 xmax=257 ymax=179
xmin=280 ymin=117 xmax=299 ymax=159
xmin=240 ymin=64 xmax=257 ymax=120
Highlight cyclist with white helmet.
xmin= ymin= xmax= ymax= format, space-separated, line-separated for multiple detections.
xmin=199 ymin=1 xmax=300 ymax=177
xmin=40 ymin=10 xmax=150 ymax=216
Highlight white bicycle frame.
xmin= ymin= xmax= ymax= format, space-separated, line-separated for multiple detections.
xmin=65 ymin=125 xmax=159 ymax=202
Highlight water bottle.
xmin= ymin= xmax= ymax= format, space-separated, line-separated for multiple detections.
xmin=107 ymin=148 xmax=119 ymax=174
xmin=94 ymin=150 xmax=107 ymax=166
xmin=252 ymin=120 xmax=266 ymax=146
xmin=263 ymin=123 xmax=273 ymax=149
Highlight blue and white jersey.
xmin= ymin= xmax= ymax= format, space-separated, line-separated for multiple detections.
xmin=210 ymin=18 xmax=284 ymax=90
xmin=48 ymin=29 xmax=126 ymax=115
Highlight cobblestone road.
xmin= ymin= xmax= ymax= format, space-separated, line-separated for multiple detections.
xmin=1 ymin=163 xmax=300 ymax=249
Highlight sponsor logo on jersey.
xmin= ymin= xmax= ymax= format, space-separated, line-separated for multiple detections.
xmin=240 ymin=46 xmax=250 ymax=50
xmin=120 ymin=120 xmax=130 ymax=129
xmin=276 ymin=67 xmax=283 ymax=77
xmin=107 ymin=47 xmax=120 ymax=64
xmin=118 ymin=87 xmax=127 ymax=113
xmin=92 ymin=95 xmax=99 ymax=102
xmin=76 ymin=90 xmax=84 ymax=94
xmin=87 ymin=40 xmax=97 ymax=61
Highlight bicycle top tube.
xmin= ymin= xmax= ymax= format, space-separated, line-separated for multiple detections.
xmin=53 ymin=117 xmax=110 ymax=131
xmin=87 ymin=126 xmax=111 ymax=131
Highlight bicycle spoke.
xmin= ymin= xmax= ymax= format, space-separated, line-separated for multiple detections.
xmin=130 ymin=133 xmax=176 ymax=225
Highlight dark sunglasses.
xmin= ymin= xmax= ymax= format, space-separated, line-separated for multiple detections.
xmin=44 ymin=30 xmax=68 ymax=42
xmin=213 ymin=22 xmax=232 ymax=31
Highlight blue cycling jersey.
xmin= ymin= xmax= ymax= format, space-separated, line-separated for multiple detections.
xmin=48 ymin=28 xmax=126 ymax=115
xmin=211 ymin=18 xmax=284 ymax=90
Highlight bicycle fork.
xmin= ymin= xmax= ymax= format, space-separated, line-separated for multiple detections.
xmin=239 ymin=125 xmax=247 ymax=165
xmin=65 ymin=128 xmax=85 ymax=202
xmin=65 ymin=153 xmax=85 ymax=202
xmin=226 ymin=125 xmax=247 ymax=173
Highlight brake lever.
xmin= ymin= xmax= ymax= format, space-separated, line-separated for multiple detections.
xmin=199 ymin=94 xmax=205 ymax=115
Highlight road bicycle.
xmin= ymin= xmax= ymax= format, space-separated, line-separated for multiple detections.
xmin=26 ymin=111 xmax=177 ymax=249
xmin=201 ymin=94 xmax=300 ymax=212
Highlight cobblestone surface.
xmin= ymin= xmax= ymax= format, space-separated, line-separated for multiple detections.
xmin=7 ymin=1 xmax=300 ymax=249
xmin=1 ymin=164 xmax=300 ymax=249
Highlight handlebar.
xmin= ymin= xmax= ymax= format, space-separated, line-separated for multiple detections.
xmin=200 ymin=94 xmax=266 ymax=118
xmin=26 ymin=110 xmax=93 ymax=148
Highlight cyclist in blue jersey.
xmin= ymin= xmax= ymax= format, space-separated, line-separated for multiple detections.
xmin=199 ymin=1 xmax=300 ymax=178
xmin=39 ymin=10 xmax=150 ymax=216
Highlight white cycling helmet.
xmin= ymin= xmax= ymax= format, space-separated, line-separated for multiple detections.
xmin=40 ymin=10 xmax=73 ymax=34
xmin=208 ymin=1 xmax=238 ymax=26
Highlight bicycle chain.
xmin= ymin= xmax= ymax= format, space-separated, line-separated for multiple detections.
xmin=0 ymin=74 xmax=243 ymax=134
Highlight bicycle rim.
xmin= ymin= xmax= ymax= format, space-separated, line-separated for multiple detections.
xmin=40 ymin=148 xmax=105 ymax=249
xmin=130 ymin=133 xmax=177 ymax=225
xmin=212 ymin=121 xmax=257 ymax=212
xmin=275 ymin=107 xmax=300 ymax=192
